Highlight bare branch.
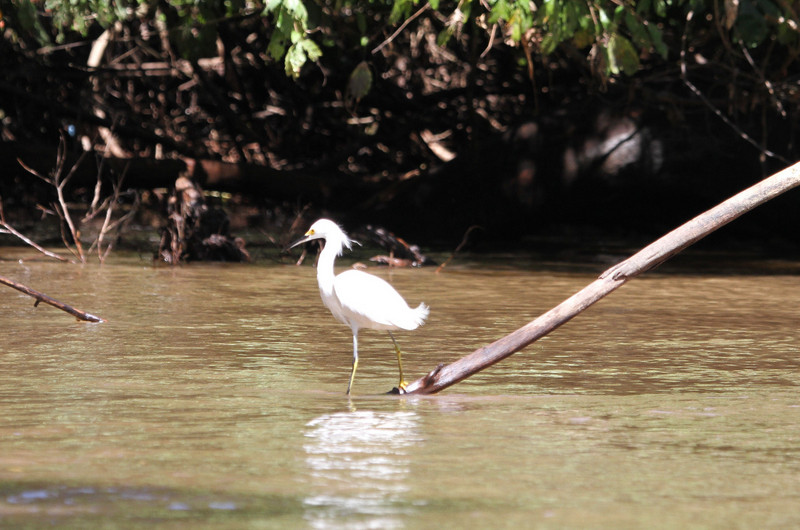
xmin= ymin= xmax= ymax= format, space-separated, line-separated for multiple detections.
xmin=0 ymin=274 xmax=106 ymax=322
xmin=404 ymin=161 xmax=800 ymax=394
xmin=680 ymin=11 xmax=789 ymax=164
xmin=0 ymin=197 xmax=71 ymax=262
xmin=372 ymin=3 xmax=431 ymax=55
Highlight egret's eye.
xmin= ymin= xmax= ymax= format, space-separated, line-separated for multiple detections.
xmin=307 ymin=229 xmax=315 ymax=236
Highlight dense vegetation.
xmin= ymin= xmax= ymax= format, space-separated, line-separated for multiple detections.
xmin=0 ymin=0 xmax=798 ymax=250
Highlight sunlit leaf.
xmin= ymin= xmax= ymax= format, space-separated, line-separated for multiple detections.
xmin=540 ymin=33 xmax=558 ymax=55
xmin=284 ymin=0 xmax=308 ymax=21
xmin=488 ymin=0 xmax=510 ymax=25
xmin=572 ymin=28 xmax=594 ymax=49
xmin=608 ymin=33 xmax=639 ymax=75
xmin=267 ymin=33 xmax=286 ymax=61
xmin=299 ymin=38 xmax=322 ymax=61
xmin=285 ymin=42 xmax=306 ymax=78
xmin=389 ymin=0 xmax=412 ymax=25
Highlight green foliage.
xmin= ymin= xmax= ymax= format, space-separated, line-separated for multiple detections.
xmin=3 ymin=0 xmax=799 ymax=81
xmin=732 ymin=0 xmax=789 ymax=48
xmin=418 ymin=0 xmax=800 ymax=78
xmin=12 ymin=0 xmax=51 ymax=45
xmin=490 ymin=0 xmax=671 ymax=76
xmin=3 ymin=0 xmax=322 ymax=78
xmin=44 ymin=0 xmax=127 ymax=40
xmin=264 ymin=0 xmax=321 ymax=78
xmin=389 ymin=0 xmax=420 ymax=25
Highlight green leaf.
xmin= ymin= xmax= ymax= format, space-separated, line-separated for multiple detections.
xmin=347 ymin=61 xmax=373 ymax=102
xmin=437 ymin=25 xmax=456 ymax=47
xmin=540 ymin=34 xmax=558 ymax=55
xmin=356 ymin=11 xmax=367 ymax=35
xmin=613 ymin=4 xmax=625 ymax=23
xmin=625 ymin=11 xmax=650 ymax=50
xmin=488 ymin=0 xmax=510 ymax=25
xmin=284 ymin=0 xmax=308 ymax=21
xmin=647 ymin=24 xmax=668 ymax=59
xmin=608 ymin=33 xmax=639 ymax=75
xmin=17 ymin=0 xmax=51 ymax=45
xmin=572 ymin=28 xmax=594 ymax=49
xmin=267 ymin=33 xmax=287 ymax=61
xmin=290 ymin=28 xmax=303 ymax=44
xmin=284 ymin=42 xmax=306 ymax=78
xmin=735 ymin=1 xmax=770 ymax=47
xmin=542 ymin=0 xmax=557 ymax=19
xmin=597 ymin=5 xmax=611 ymax=30
xmin=299 ymin=38 xmax=321 ymax=61
xmin=389 ymin=0 xmax=412 ymax=25
xmin=736 ymin=13 xmax=767 ymax=47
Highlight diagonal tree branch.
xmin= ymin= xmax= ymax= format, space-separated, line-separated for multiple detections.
xmin=402 ymin=160 xmax=800 ymax=395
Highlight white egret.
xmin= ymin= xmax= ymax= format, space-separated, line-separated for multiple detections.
xmin=290 ymin=219 xmax=429 ymax=394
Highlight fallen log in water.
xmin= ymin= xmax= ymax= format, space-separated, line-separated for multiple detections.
xmin=0 ymin=275 xmax=106 ymax=323
xmin=402 ymin=160 xmax=800 ymax=395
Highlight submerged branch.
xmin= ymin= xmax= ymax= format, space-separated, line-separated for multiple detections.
xmin=0 ymin=275 xmax=107 ymax=323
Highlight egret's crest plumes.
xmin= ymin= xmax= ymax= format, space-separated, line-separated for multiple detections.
xmin=290 ymin=218 xmax=357 ymax=255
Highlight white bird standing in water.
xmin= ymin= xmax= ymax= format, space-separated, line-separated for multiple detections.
xmin=290 ymin=219 xmax=429 ymax=394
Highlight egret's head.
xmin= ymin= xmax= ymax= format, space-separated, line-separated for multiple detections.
xmin=289 ymin=218 xmax=356 ymax=254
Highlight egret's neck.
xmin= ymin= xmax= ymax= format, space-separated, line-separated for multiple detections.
xmin=315 ymin=239 xmax=339 ymax=296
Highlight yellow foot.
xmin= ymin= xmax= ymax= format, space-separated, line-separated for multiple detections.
xmin=397 ymin=380 xmax=408 ymax=394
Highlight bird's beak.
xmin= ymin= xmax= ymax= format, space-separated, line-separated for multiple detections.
xmin=287 ymin=229 xmax=316 ymax=251
xmin=288 ymin=235 xmax=311 ymax=250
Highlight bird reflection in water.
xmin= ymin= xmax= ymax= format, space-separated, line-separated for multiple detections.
xmin=302 ymin=409 xmax=422 ymax=528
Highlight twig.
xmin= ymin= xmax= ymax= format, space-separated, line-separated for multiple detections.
xmin=0 ymin=197 xmax=71 ymax=262
xmin=403 ymin=160 xmax=800 ymax=394
xmin=0 ymin=274 xmax=106 ymax=322
xmin=435 ymin=225 xmax=482 ymax=273
xmin=739 ymin=41 xmax=785 ymax=117
xmin=680 ymin=11 xmax=789 ymax=164
xmin=372 ymin=3 xmax=431 ymax=55
xmin=84 ymin=149 xmax=109 ymax=220
xmin=55 ymin=138 xmax=87 ymax=262
xmin=481 ymin=24 xmax=497 ymax=58
xmin=18 ymin=135 xmax=90 ymax=262
xmin=93 ymin=162 xmax=132 ymax=263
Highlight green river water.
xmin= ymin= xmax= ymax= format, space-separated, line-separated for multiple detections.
xmin=1 ymin=249 xmax=799 ymax=528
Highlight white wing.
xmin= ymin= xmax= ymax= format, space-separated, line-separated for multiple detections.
xmin=333 ymin=270 xmax=427 ymax=331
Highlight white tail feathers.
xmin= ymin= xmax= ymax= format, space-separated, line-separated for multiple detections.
xmin=392 ymin=302 xmax=429 ymax=331
xmin=411 ymin=302 xmax=430 ymax=328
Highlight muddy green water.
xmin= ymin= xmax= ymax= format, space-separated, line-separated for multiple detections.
xmin=1 ymin=250 xmax=799 ymax=528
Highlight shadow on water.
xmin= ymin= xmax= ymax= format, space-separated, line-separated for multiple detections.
xmin=0 ymin=481 xmax=305 ymax=527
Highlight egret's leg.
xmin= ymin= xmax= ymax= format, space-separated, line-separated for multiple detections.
xmin=346 ymin=331 xmax=359 ymax=395
xmin=388 ymin=332 xmax=407 ymax=391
